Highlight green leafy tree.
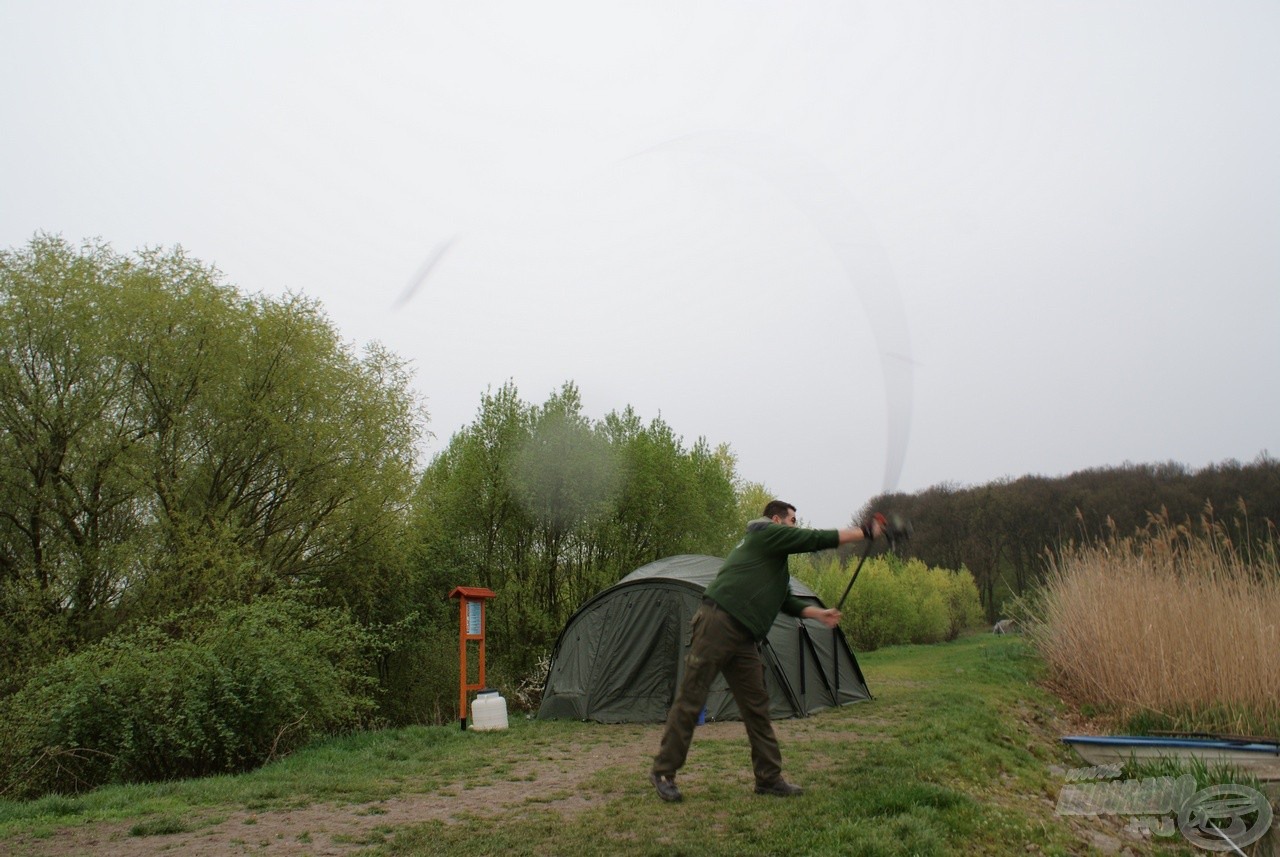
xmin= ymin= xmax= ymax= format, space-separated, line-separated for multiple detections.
xmin=411 ymin=381 xmax=741 ymax=690
xmin=0 ymin=235 xmax=423 ymax=689
xmin=734 ymin=480 xmax=774 ymax=530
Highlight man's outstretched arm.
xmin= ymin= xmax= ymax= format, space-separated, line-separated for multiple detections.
xmin=835 ymin=515 xmax=884 ymax=545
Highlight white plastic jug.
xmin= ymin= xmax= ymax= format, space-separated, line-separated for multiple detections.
xmin=470 ymin=688 xmax=509 ymax=731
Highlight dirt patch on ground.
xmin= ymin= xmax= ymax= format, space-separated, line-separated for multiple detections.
xmin=8 ymin=726 xmax=660 ymax=856
xmin=11 ymin=720 xmax=850 ymax=857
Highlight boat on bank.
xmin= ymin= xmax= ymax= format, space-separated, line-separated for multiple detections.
xmin=1062 ymin=735 xmax=1280 ymax=780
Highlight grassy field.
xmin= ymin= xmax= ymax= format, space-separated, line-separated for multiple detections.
xmin=0 ymin=634 xmax=1207 ymax=856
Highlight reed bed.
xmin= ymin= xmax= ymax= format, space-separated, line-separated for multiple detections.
xmin=1027 ymin=508 xmax=1280 ymax=736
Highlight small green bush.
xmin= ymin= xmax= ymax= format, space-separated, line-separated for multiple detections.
xmin=935 ymin=565 xmax=985 ymax=640
xmin=843 ymin=561 xmax=910 ymax=649
xmin=792 ymin=553 xmax=983 ymax=651
xmin=0 ymin=596 xmax=375 ymax=798
xmin=0 ymin=582 xmax=70 ymax=698
xmin=373 ymin=617 xmax=459 ymax=727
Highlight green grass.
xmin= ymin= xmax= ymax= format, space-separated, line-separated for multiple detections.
xmin=128 ymin=814 xmax=190 ymax=837
xmin=0 ymin=635 xmax=1201 ymax=855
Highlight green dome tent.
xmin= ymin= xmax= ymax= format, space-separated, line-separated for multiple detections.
xmin=537 ymin=554 xmax=871 ymax=723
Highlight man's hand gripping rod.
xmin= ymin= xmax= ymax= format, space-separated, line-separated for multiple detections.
xmin=836 ymin=512 xmax=911 ymax=611
xmin=836 ymin=513 xmax=883 ymax=611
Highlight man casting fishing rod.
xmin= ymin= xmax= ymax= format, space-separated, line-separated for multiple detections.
xmin=650 ymin=499 xmax=885 ymax=802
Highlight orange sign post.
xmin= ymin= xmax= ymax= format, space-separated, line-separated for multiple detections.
xmin=447 ymin=586 xmax=496 ymax=730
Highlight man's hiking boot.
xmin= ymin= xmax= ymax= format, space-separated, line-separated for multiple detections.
xmin=650 ymin=772 xmax=682 ymax=802
xmin=754 ymin=779 xmax=804 ymax=797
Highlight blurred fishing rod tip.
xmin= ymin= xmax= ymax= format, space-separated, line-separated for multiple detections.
xmin=394 ymin=236 xmax=458 ymax=309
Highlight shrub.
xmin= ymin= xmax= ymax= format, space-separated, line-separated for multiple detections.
xmin=0 ymin=582 xmax=70 ymax=697
xmin=0 ymin=596 xmax=375 ymax=798
xmin=373 ymin=616 xmax=459 ymax=727
xmin=935 ymin=566 xmax=986 ymax=640
xmin=791 ymin=553 xmax=982 ymax=650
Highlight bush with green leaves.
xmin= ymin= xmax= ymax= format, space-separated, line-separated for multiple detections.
xmin=934 ymin=563 xmax=986 ymax=639
xmin=0 ymin=596 xmax=375 ymax=798
xmin=792 ymin=552 xmax=983 ymax=650
xmin=371 ymin=613 xmax=460 ymax=727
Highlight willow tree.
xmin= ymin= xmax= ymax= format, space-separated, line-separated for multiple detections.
xmin=0 ymin=235 xmax=422 ymax=685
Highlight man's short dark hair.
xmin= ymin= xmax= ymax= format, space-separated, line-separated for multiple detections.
xmin=762 ymin=500 xmax=795 ymax=520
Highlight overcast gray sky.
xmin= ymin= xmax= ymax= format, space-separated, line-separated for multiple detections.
xmin=3 ymin=1 xmax=1277 ymax=526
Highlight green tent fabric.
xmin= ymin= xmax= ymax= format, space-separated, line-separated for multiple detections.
xmin=537 ymin=554 xmax=872 ymax=723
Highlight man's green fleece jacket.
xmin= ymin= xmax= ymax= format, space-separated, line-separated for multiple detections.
xmin=703 ymin=518 xmax=839 ymax=640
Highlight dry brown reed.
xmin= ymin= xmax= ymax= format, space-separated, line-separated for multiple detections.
xmin=1028 ymin=505 xmax=1280 ymax=736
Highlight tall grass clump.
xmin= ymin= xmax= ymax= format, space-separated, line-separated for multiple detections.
xmin=1025 ymin=505 xmax=1280 ymax=737
xmin=792 ymin=553 xmax=983 ymax=650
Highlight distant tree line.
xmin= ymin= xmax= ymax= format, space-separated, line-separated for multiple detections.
xmin=861 ymin=456 xmax=1280 ymax=619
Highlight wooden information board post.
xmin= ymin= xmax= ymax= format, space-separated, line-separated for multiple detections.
xmin=447 ymin=586 xmax=496 ymax=730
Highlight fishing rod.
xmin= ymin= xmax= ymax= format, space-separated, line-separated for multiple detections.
xmin=836 ymin=512 xmax=912 ymax=611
